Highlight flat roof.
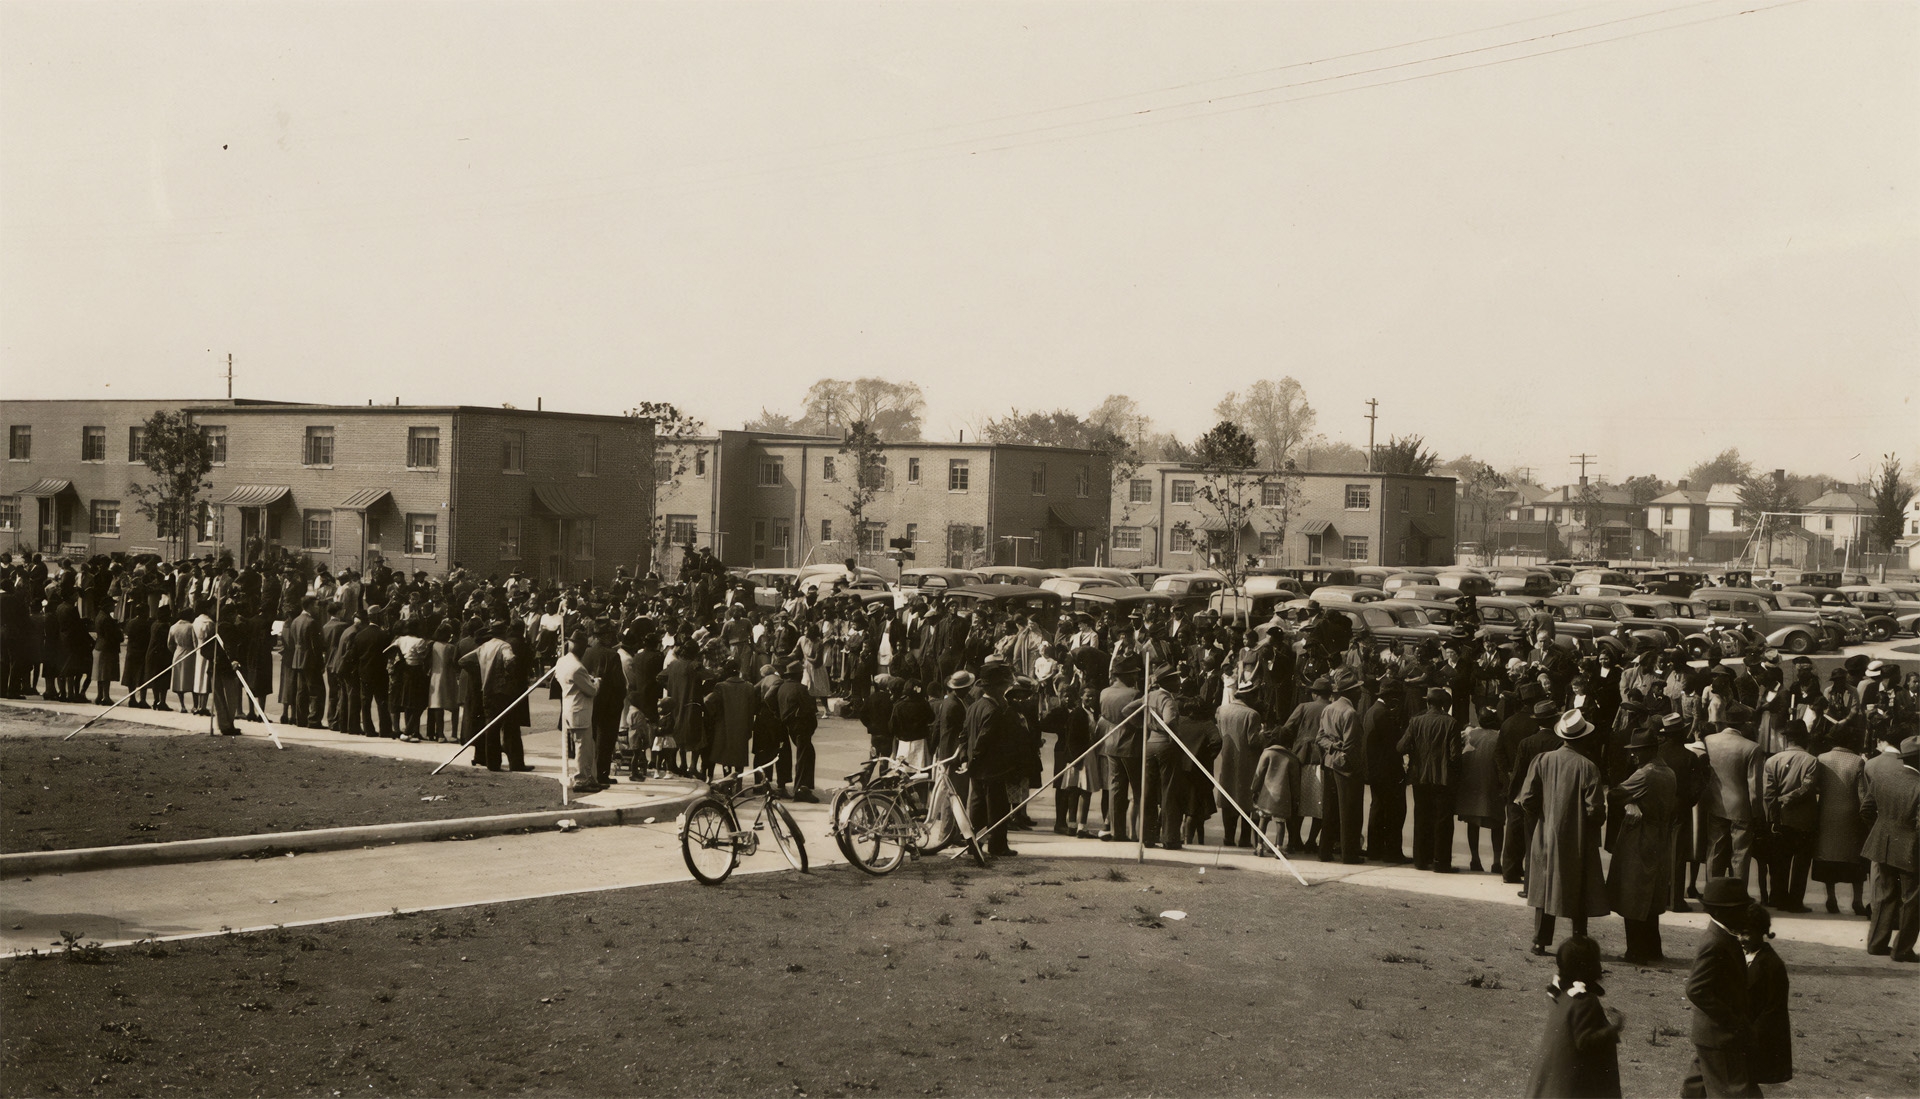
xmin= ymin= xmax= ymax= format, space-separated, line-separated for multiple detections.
xmin=181 ymin=403 xmax=649 ymax=427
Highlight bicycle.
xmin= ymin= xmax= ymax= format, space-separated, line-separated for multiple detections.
xmin=834 ymin=750 xmax=987 ymax=875
xmin=679 ymin=760 xmax=810 ymax=885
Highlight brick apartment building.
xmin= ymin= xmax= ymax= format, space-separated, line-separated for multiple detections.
xmin=1108 ymin=463 xmax=1456 ymax=570
xmin=0 ymin=399 xmax=654 ymax=583
xmin=652 ymin=430 xmax=1111 ymax=574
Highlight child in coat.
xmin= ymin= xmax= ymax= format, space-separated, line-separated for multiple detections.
xmin=1743 ymin=903 xmax=1792 ymax=1086
xmin=1524 ymin=934 xmax=1623 ymax=1099
xmin=1249 ymin=736 xmax=1299 ymax=856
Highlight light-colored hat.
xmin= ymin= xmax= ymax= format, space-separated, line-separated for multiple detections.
xmin=1555 ymin=710 xmax=1594 ymax=740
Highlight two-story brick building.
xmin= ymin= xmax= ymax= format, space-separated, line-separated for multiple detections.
xmin=1 ymin=399 xmax=653 ymax=583
xmin=1108 ymin=463 xmax=1456 ymax=570
xmin=652 ymin=430 xmax=1111 ymax=574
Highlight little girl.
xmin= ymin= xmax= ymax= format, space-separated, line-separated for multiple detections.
xmin=1524 ymin=935 xmax=1622 ymax=1099
xmin=1744 ymin=903 xmax=1793 ymax=1087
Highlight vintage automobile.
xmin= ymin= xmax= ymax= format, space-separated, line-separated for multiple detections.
xmin=1770 ymin=590 xmax=1861 ymax=648
xmin=1694 ymin=589 xmax=1835 ymax=655
xmin=1432 ymin=571 xmax=1495 ymax=597
xmin=1066 ymin=588 xmax=1176 ymax=619
xmin=1150 ymin=571 xmax=1230 ymax=611
xmin=1847 ymin=584 xmax=1920 ymax=637
xmin=942 ymin=583 xmax=1063 ymax=616
xmin=1382 ymin=573 xmax=1439 ymax=592
xmin=1388 ymin=585 xmax=1465 ymax=603
xmin=1473 ymin=595 xmax=1599 ymax=653
xmin=1348 ymin=565 xmax=1405 ymax=589
xmin=1572 ymin=583 xmax=1641 ymax=598
xmin=743 ymin=567 xmax=803 ymax=606
xmin=971 ymin=565 xmax=1057 ymax=587
xmin=1056 ymin=566 xmax=1144 ymax=588
xmin=1571 ymin=568 xmax=1635 ymax=589
xmin=1242 ymin=574 xmax=1305 ymax=597
xmin=1790 ymin=586 xmax=1900 ymax=642
xmin=1039 ymin=574 xmax=1128 ymax=598
xmin=1123 ymin=566 xmax=1185 ymax=588
xmin=1703 ymin=569 xmax=1756 ymax=588
xmin=1209 ymin=587 xmax=1294 ymax=625
xmin=1533 ymin=563 xmax=1576 ymax=586
xmin=1544 ymin=595 xmax=1676 ymax=655
xmin=1255 ymin=566 xmax=1359 ymax=593
xmin=1281 ymin=601 xmax=1450 ymax=655
xmin=1483 ymin=566 xmax=1560 ymax=597
xmin=1638 ymin=570 xmax=1707 ymax=597
xmin=896 ymin=567 xmax=981 ymax=596
xmin=1300 ymin=584 xmax=1390 ymax=604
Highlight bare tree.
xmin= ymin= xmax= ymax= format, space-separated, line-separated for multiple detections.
xmin=128 ymin=410 xmax=212 ymax=561
xmin=629 ymin=402 xmax=705 ymax=577
xmin=1213 ymin=377 xmax=1316 ymax=469
xmin=837 ymin=421 xmax=887 ymax=567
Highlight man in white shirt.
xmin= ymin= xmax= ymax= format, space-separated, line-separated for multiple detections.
xmin=553 ymin=629 xmax=601 ymax=794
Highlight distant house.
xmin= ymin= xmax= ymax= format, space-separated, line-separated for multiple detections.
xmin=1648 ymin=481 xmax=1712 ymax=557
xmin=1801 ymin=484 xmax=1876 ymax=554
xmin=1503 ymin=479 xmax=1652 ymax=559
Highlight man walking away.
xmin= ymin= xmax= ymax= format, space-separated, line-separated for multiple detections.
xmin=1400 ymin=688 xmax=1461 ymax=873
xmin=1682 ymin=877 xmax=1760 ymax=1098
xmin=1520 ymin=710 xmax=1609 ymax=954
xmin=1607 ymin=726 xmax=1676 ymax=963
xmin=555 ymin=629 xmax=601 ymax=794
xmin=1859 ymin=735 xmax=1920 ymax=962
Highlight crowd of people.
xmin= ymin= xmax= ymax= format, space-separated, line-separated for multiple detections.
xmin=3 ymin=545 xmax=1916 ymax=1095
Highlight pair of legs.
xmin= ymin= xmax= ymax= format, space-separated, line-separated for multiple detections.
xmin=1464 ymin=817 xmax=1504 ymax=872
xmin=1055 ymin=785 xmax=1090 ymax=833
xmin=1105 ymin=756 xmax=1141 ymax=842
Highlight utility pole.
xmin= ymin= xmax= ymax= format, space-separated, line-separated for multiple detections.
xmin=1570 ymin=453 xmax=1596 ymax=484
xmin=225 ymin=353 xmax=233 ymax=399
xmin=1365 ymin=399 xmax=1379 ymax=471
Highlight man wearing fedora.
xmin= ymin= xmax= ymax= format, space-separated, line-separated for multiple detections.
xmin=1607 ymin=725 xmax=1676 ymax=963
xmin=1317 ymin=670 xmax=1367 ymax=864
xmin=1859 ymin=734 xmax=1920 ymax=962
xmin=1698 ymin=703 xmax=1765 ymax=889
xmin=1400 ymin=686 xmax=1460 ymax=872
xmin=1683 ymin=877 xmax=1760 ymax=1098
xmin=1501 ymin=697 xmax=1562 ymax=889
xmin=1657 ymin=711 xmax=1706 ymax=912
xmin=965 ymin=656 xmax=1021 ymax=858
xmin=1519 ymin=709 xmax=1609 ymax=953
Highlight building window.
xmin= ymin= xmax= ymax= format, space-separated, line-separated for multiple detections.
xmin=654 ymin=458 xmax=673 ymax=483
xmin=572 ymin=518 xmax=594 ymax=561
xmin=820 ymin=518 xmax=833 ymax=544
xmin=500 ymin=518 xmax=522 ymax=560
xmin=1260 ymin=482 xmax=1289 ymax=507
xmin=858 ymin=522 xmax=887 ymax=553
xmin=1259 ymin=531 xmax=1284 ymax=557
xmin=1343 ymin=535 xmax=1370 ymax=561
xmin=902 ymin=522 xmax=918 ymax=553
xmin=907 ymin=457 xmax=921 ymax=484
xmin=1077 ymin=468 xmax=1090 ymax=498
xmin=666 ymin=514 xmax=698 ymax=545
xmin=127 ymin=426 xmax=147 ymax=463
xmin=821 ymin=456 xmax=838 ymax=482
xmin=303 ymin=426 xmax=335 ymax=467
xmin=77 ymin=426 xmax=105 ymax=462
xmin=1425 ymin=488 xmax=1437 ymax=514
xmin=1112 ymin=526 xmax=1141 ymax=550
xmin=90 ymin=499 xmax=120 ymax=536
xmin=1661 ymin=506 xmax=1674 ymax=525
xmin=1400 ymin=486 xmax=1411 ymax=511
xmin=200 ymin=425 xmax=227 ymax=465
xmin=1306 ymin=533 xmax=1323 ymax=566
xmin=758 ymin=456 xmax=784 ymax=487
xmin=0 ymin=496 xmax=17 ymax=531
xmin=694 ymin=450 xmax=707 ymax=476
xmin=948 ymin=459 xmax=969 ymax=492
xmin=407 ymin=427 xmax=440 ymax=470
xmin=1344 ymin=484 xmax=1371 ymax=510
xmin=503 ymin=430 xmax=526 ymax=473
xmin=575 ymin=434 xmax=598 ymax=476
xmin=1170 ymin=527 xmax=1194 ymax=553
xmin=1523 ymin=508 xmax=1536 ymax=521
xmin=1823 ymin=516 xmax=1833 ymax=531
xmin=302 ymin=509 xmax=333 ymax=551
xmin=407 ymin=513 xmax=438 ymax=556
xmin=1030 ymin=466 xmax=1046 ymax=495
xmin=1171 ymin=480 xmax=1195 ymax=504
xmin=771 ymin=518 xmax=791 ymax=558
xmin=198 ymin=502 xmax=223 ymax=544
xmin=1129 ymin=479 xmax=1152 ymax=504
xmin=7 ymin=425 xmax=29 ymax=461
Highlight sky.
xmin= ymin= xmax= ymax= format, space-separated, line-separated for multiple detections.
xmin=3 ymin=0 xmax=1915 ymax=487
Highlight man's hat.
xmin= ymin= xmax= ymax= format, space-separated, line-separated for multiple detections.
xmin=947 ymin=670 xmax=976 ymax=691
xmin=1330 ymin=669 xmax=1361 ymax=696
xmin=1425 ymin=687 xmax=1451 ymax=705
xmin=1627 ymin=727 xmax=1660 ymax=751
xmin=1700 ymin=877 xmax=1751 ymax=910
xmin=1555 ymin=711 xmax=1594 ymax=740
xmin=1791 ymin=655 xmax=1813 ymax=667
xmin=1865 ymin=660 xmax=1887 ymax=678
xmin=1900 ymin=736 xmax=1920 ymax=762
xmin=1309 ymin=676 xmax=1333 ymax=695
xmin=1722 ymin=703 xmax=1754 ymax=727
xmin=759 ymin=664 xmax=777 ymax=677
xmin=1660 ymin=712 xmax=1688 ymax=731
xmin=979 ymin=655 xmax=1014 ymax=682
xmin=1517 ymin=682 xmax=1545 ymax=704
xmin=1532 ymin=699 xmax=1557 ymax=717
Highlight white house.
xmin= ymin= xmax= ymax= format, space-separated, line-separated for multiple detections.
xmin=1802 ymin=486 xmax=1874 ymax=552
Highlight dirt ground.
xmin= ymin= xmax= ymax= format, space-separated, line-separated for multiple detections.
xmin=1 ymin=718 xmax=563 ymax=853
xmin=3 ymin=859 xmax=1913 ymax=1098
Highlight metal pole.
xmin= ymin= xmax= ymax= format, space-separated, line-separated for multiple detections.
xmin=62 ymin=647 xmax=198 ymax=740
xmin=428 ymin=666 xmax=555 ymax=775
xmin=215 ymin=633 xmax=284 ymax=749
xmin=1137 ymin=643 xmax=1150 ymax=864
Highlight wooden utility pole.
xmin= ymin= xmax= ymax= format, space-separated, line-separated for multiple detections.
xmin=225 ymin=353 xmax=233 ymax=399
xmin=1365 ymin=399 xmax=1379 ymax=471
xmin=1570 ymin=453 xmax=1596 ymax=482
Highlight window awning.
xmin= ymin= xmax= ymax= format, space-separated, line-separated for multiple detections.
xmin=1191 ymin=516 xmax=1245 ymax=533
xmin=1047 ymin=501 xmax=1106 ymax=529
xmin=1297 ymin=518 xmax=1334 ymax=536
xmin=15 ymin=478 xmax=73 ymax=497
xmin=1408 ymin=518 xmax=1446 ymax=540
xmin=338 ymin=487 xmax=393 ymax=510
xmin=531 ymin=482 xmax=594 ymax=518
xmin=212 ymin=485 xmax=291 ymax=507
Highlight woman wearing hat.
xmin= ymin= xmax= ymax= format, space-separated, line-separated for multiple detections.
xmin=1519 ymin=710 xmax=1610 ymax=954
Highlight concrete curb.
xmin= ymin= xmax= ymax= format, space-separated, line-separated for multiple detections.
xmin=0 ymin=790 xmax=705 ymax=879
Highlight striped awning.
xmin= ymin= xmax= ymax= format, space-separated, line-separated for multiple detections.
xmin=15 ymin=478 xmax=72 ymax=497
xmin=212 ymin=484 xmax=290 ymax=507
xmin=338 ymin=487 xmax=393 ymax=510
xmin=1047 ymin=501 xmax=1106 ymax=530
xmin=531 ymin=482 xmax=593 ymax=517
xmin=1297 ymin=518 xmax=1334 ymax=535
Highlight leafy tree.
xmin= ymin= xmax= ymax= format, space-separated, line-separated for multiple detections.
xmin=1865 ymin=454 xmax=1915 ymax=553
xmin=1170 ymin=421 xmax=1298 ymax=583
xmin=1685 ymin=448 xmax=1753 ymax=492
xmin=128 ymin=410 xmax=212 ymax=561
xmin=1296 ymin=440 xmax=1369 ymax=472
xmin=1574 ymin=479 xmax=1607 ymax=557
xmin=1213 ymin=378 xmax=1317 ymax=469
xmin=742 ymin=408 xmax=801 ymax=433
xmin=1372 ymin=434 xmax=1439 ymax=476
xmin=981 ymin=407 xmax=1137 ymax=504
xmin=1452 ymin=462 xmax=1509 ymax=549
xmin=1737 ymin=471 xmax=1800 ymax=565
xmin=1087 ymin=394 xmax=1152 ymax=447
xmin=629 ymin=402 xmax=706 ymax=576
xmin=837 ymin=421 xmax=887 ymax=566
xmin=1620 ymin=474 xmax=1668 ymax=505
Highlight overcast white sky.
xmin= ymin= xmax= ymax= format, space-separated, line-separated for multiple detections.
xmin=3 ymin=0 xmax=1914 ymax=484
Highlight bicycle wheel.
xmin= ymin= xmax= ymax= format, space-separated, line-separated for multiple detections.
xmin=766 ymin=800 xmax=810 ymax=873
xmin=839 ymin=791 xmax=908 ymax=876
xmin=680 ymin=799 xmax=740 ymax=885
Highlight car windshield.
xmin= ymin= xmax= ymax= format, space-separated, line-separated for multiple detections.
xmin=1361 ymin=608 xmax=1395 ymax=630
xmin=1394 ymin=607 xmax=1432 ymax=626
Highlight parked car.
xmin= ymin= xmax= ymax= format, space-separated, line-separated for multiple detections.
xmin=1349 ymin=566 xmax=1405 ymax=589
xmin=1639 ymin=570 xmax=1707 ymax=597
xmin=1573 ymin=583 xmax=1641 ymax=598
xmin=797 ymin=571 xmax=892 ymax=598
xmin=1066 ymin=588 xmax=1175 ymax=618
xmin=1790 ymin=586 xmax=1900 ymax=642
xmin=1571 ymin=569 xmax=1634 ymax=589
xmin=1703 ymin=569 xmax=1756 ymax=588
xmin=1150 ymin=571 xmax=1230 ymax=611
xmin=1433 ymin=571 xmax=1495 ymax=597
xmin=1285 ymin=602 xmax=1448 ymax=656
xmin=897 ymin=567 xmax=980 ymax=595
xmin=1694 ymin=589 xmax=1836 ymax=655
xmin=1242 ymin=574 xmax=1305 ymax=598
xmin=1123 ymin=566 xmax=1185 ymax=588
xmin=1040 ymin=575 xmax=1127 ymax=598
xmin=1300 ymin=585 xmax=1389 ymax=604
xmin=1389 ymin=585 xmax=1464 ymax=603
xmin=1257 ymin=566 xmax=1359 ymax=593
xmin=1474 ymin=596 xmax=1598 ymax=653
xmin=1382 ymin=574 xmax=1438 ymax=592
xmin=1209 ymin=587 xmax=1294 ymax=625
xmin=1544 ymin=595 xmax=1674 ymax=654
xmin=1484 ymin=567 xmax=1559 ymax=597
xmin=743 ymin=567 xmax=803 ymax=606
xmin=1768 ymin=590 xmax=1862 ymax=648
xmin=972 ymin=566 xmax=1056 ymax=587
xmin=1057 ymin=566 xmax=1143 ymax=588
xmin=943 ymin=583 xmax=1063 ymax=616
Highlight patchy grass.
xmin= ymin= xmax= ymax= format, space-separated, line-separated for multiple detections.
xmin=1 ymin=727 xmax=562 ymax=853
xmin=3 ymin=860 xmax=1913 ymax=1097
